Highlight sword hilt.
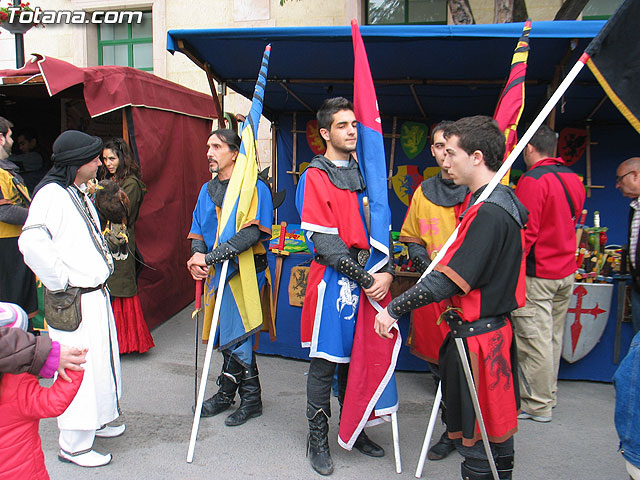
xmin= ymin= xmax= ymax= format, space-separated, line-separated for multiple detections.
xmin=193 ymin=280 xmax=203 ymax=314
xmin=271 ymin=221 xmax=288 ymax=252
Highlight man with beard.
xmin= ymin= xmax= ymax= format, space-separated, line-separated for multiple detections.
xmin=187 ymin=128 xmax=274 ymax=427
xmin=19 ymin=130 xmax=124 ymax=468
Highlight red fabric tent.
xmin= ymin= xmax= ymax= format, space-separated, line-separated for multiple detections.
xmin=0 ymin=55 xmax=218 ymax=329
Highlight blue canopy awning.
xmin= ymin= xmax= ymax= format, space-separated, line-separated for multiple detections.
xmin=167 ymin=21 xmax=623 ymax=126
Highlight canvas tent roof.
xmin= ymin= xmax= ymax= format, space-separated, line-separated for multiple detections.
xmin=0 ymin=56 xmax=218 ymax=329
xmin=0 ymin=54 xmax=216 ymax=119
xmin=166 ymin=21 xmax=624 ymax=126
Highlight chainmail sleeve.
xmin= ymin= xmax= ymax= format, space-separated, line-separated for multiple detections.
xmin=203 ymin=225 xmax=262 ymax=266
xmin=407 ymin=242 xmax=430 ymax=275
xmin=311 ymin=232 xmax=374 ymax=288
xmin=387 ymin=270 xmax=462 ymax=320
xmin=226 ymin=225 xmax=262 ymax=252
xmin=191 ymin=239 xmax=208 ymax=255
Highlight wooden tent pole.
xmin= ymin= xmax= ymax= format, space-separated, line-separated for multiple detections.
xmin=586 ymin=124 xmax=592 ymax=198
xmin=583 ymin=124 xmax=603 ymax=197
xmin=387 ymin=116 xmax=398 ymax=189
xmin=279 ymin=81 xmax=314 ymax=113
xmin=409 ymin=84 xmax=427 ymax=118
xmin=286 ymin=112 xmax=299 ymax=184
xmin=175 ymin=40 xmax=223 ymax=123
xmin=122 ymin=108 xmax=129 ymax=146
xmin=204 ymin=63 xmax=223 ymax=126
xmin=272 ymin=121 xmax=278 ymax=222
xmin=221 ymin=82 xmax=227 ymax=124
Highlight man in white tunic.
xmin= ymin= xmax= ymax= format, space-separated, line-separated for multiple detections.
xmin=19 ymin=130 xmax=124 ymax=468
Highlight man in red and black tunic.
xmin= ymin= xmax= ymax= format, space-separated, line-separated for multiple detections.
xmin=375 ymin=116 xmax=528 ymax=480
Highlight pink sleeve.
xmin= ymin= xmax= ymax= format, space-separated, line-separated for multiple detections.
xmin=38 ymin=340 xmax=60 ymax=379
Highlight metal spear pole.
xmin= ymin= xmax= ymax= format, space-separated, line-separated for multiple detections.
xmin=187 ymin=259 xmax=229 ymax=463
xmin=456 ymin=337 xmax=499 ymax=480
xmin=415 ymin=381 xmax=442 ymax=478
xmin=192 ymin=280 xmax=203 ymax=408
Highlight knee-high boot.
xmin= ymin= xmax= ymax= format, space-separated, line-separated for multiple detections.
xmin=225 ymin=355 xmax=263 ymax=426
xmin=336 ymin=364 xmax=384 ymax=458
xmin=307 ymin=403 xmax=334 ymax=476
xmin=200 ymin=350 xmax=242 ymax=417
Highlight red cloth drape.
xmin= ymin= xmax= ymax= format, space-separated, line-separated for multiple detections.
xmin=132 ymin=107 xmax=212 ymax=329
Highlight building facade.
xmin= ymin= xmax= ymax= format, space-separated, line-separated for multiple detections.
xmin=0 ymin=0 xmax=620 ymax=163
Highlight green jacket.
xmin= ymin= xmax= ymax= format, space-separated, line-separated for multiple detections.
xmin=107 ymin=175 xmax=146 ymax=297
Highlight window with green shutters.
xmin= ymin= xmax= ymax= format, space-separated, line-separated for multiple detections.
xmin=98 ymin=11 xmax=153 ymax=72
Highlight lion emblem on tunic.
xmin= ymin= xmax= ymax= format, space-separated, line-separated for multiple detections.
xmin=484 ymin=331 xmax=511 ymax=391
xmin=336 ymin=277 xmax=358 ymax=321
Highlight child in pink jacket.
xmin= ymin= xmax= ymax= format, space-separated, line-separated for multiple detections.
xmin=0 ymin=303 xmax=84 ymax=480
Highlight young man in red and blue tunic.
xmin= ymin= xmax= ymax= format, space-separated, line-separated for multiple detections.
xmin=295 ymin=97 xmax=394 ymax=476
xmin=376 ymin=116 xmax=527 ymax=480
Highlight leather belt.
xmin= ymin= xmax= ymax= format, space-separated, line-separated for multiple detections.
xmin=81 ymin=283 xmax=106 ymax=294
xmin=443 ymin=309 xmax=507 ymax=338
xmin=254 ymin=253 xmax=268 ymax=273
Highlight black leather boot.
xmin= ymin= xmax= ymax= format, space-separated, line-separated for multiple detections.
xmin=496 ymin=454 xmax=514 ymax=480
xmin=306 ymin=404 xmax=334 ymax=476
xmin=336 ymin=366 xmax=384 ymax=459
xmin=225 ymin=357 xmax=263 ymax=426
xmin=427 ymin=430 xmax=456 ymax=460
xmin=353 ymin=429 xmax=385 ymax=457
xmin=460 ymin=460 xmax=494 ymax=480
xmin=200 ymin=351 xmax=241 ymax=418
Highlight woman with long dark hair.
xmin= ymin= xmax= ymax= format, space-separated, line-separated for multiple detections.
xmin=101 ymin=138 xmax=154 ymax=354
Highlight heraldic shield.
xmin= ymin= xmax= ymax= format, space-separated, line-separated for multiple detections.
xmin=562 ymin=283 xmax=613 ymax=363
xmin=391 ymin=164 xmax=423 ymax=206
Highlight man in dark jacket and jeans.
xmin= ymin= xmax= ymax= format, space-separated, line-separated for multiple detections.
xmin=512 ymin=124 xmax=585 ymax=423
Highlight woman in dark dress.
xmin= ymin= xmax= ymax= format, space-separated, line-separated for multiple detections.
xmin=101 ymin=138 xmax=154 ymax=353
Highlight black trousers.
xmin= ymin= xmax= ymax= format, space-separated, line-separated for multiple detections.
xmin=306 ymin=357 xmax=349 ymax=416
xmin=427 ymin=361 xmax=448 ymax=425
xmin=457 ymin=436 xmax=513 ymax=460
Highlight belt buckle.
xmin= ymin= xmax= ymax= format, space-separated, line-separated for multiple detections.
xmin=357 ymin=249 xmax=370 ymax=267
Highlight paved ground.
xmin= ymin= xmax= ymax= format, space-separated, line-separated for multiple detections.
xmin=41 ymin=303 xmax=628 ymax=479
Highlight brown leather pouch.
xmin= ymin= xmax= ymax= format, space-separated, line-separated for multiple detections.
xmin=44 ymin=287 xmax=83 ymax=332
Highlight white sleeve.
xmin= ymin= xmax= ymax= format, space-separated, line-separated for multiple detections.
xmin=18 ymin=187 xmax=69 ymax=291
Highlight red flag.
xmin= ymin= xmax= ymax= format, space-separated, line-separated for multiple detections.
xmin=494 ymin=20 xmax=531 ymax=165
xmin=338 ymin=19 xmax=401 ymax=452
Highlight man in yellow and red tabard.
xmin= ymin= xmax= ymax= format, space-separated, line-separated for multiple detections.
xmin=399 ymin=120 xmax=470 ymax=461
